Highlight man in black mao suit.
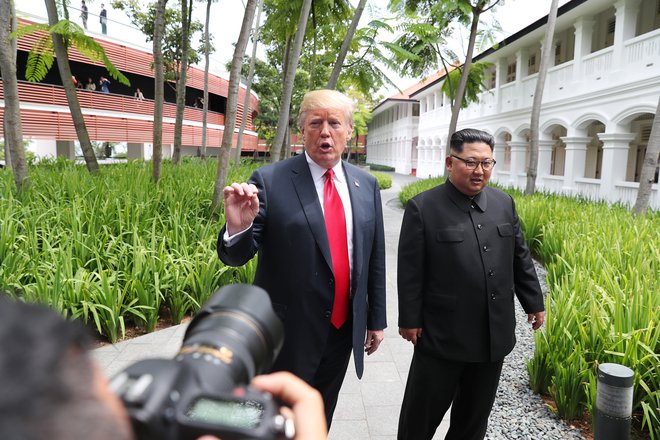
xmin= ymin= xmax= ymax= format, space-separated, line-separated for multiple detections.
xmin=217 ymin=89 xmax=387 ymax=428
xmin=397 ymin=128 xmax=545 ymax=440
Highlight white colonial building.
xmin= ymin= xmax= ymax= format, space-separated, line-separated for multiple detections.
xmin=367 ymin=0 xmax=660 ymax=209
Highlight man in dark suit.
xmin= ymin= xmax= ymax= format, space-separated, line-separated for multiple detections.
xmin=217 ymin=89 xmax=387 ymax=427
xmin=397 ymin=128 xmax=545 ymax=440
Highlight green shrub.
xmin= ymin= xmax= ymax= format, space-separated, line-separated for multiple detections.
xmin=371 ymin=171 xmax=392 ymax=190
xmin=367 ymin=163 xmax=395 ymax=172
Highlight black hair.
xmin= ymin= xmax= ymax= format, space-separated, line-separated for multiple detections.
xmin=0 ymin=295 xmax=133 ymax=440
xmin=449 ymin=128 xmax=495 ymax=153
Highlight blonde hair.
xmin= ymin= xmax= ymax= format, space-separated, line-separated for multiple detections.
xmin=298 ymin=89 xmax=356 ymax=129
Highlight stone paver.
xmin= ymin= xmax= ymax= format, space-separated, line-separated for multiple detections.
xmin=93 ymin=171 xmax=451 ymax=439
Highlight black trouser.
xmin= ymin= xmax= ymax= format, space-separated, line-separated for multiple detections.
xmin=398 ymin=350 xmax=504 ymax=440
xmin=311 ymin=319 xmax=353 ymax=429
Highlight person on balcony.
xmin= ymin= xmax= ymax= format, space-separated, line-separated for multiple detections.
xmin=99 ymin=76 xmax=110 ymax=94
xmin=80 ymin=0 xmax=88 ymax=30
xmin=85 ymin=77 xmax=96 ymax=91
xmin=134 ymin=88 xmax=144 ymax=101
xmin=100 ymin=4 xmax=107 ymax=35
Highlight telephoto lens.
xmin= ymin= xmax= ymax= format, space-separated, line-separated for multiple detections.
xmin=111 ymin=284 xmax=292 ymax=440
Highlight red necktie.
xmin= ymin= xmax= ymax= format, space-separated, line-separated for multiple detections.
xmin=324 ymin=169 xmax=350 ymax=329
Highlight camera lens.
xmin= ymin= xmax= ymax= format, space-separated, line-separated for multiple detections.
xmin=177 ymin=284 xmax=284 ymax=391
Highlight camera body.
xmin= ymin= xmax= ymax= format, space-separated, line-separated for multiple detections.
xmin=110 ymin=284 xmax=293 ymax=440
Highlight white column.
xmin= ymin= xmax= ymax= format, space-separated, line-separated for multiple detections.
xmin=492 ymin=141 xmax=507 ymax=183
xmin=597 ymin=132 xmax=635 ymax=202
xmin=127 ymin=143 xmax=145 ymax=160
xmin=573 ymin=18 xmax=595 ymax=81
xmin=56 ymin=140 xmax=75 ymax=159
xmin=508 ymin=141 xmax=528 ymax=189
xmin=495 ymin=58 xmax=506 ymax=112
xmin=613 ymin=0 xmax=641 ymax=68
xmin=515 ymin=48 xmax=528 ymax=81
xmin=537 ymin=139 xmax=555 ymax=178
xmin=560 ymin=136 xmax=592 ymax=193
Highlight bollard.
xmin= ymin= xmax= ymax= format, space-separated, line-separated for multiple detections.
xmin=594 ymin=363 xmax=634 ymax=440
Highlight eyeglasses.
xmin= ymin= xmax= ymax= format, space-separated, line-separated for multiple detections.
xmin=450 ymin=155 xmax=496 ymax=170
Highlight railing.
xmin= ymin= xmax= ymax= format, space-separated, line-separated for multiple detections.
xmin=539 ymin=175 xmax=565 ymax=193
xmin=625 ymin=28 xmax=660 ymax=65
xmin=12 ymin=81 xmax=226 ymax=126
xmin=575 ymin=178 xmax=602 ymax=201
xmin=614 ymin=181 xmax=659 ymax=207
xmin=583 ymin=47 xmax=613 ymax=77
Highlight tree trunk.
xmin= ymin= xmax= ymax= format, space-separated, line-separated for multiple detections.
xmin=44 ymin=0 xmax=99 ymax=173
xmin=327 ymin=0 xmax=367 ymax=89
xmin=268 ymin=0 xmax=313 ymax=163
xmin=446 ymin=8 xmax=480 ymax=153
xmin=172 ymin=0 xmax=193 ymax=164
xmin=234 ymin=0 xmax=263 ymax=167
xmin=0 ymin=0 xmax=28 ymax=192
xmin=526 ymin=0 xmax=558 ymax=195
xmin=200 ymin=0 xmax=212 ymax=160
xmin=632 ymin=95 xmax=660 ymax=216
xmin=211 ymin=0 xmax=258 ymax=213
xmin=152 ymin=0 xmax=168 ymax=183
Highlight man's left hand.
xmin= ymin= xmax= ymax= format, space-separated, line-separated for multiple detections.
xmin=364 ymin=330 xmax=384 ymax=355
xmin=528 ymin=311 xmax=545 ymax=330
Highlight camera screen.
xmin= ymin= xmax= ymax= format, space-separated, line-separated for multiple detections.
xmin=185 ymin=398 xmax=264 ymax=429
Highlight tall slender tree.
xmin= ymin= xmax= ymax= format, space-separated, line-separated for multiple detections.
xmin=152 ymin=0 xmax=168 ymax=182
xmin=633 ymin=96 xmax=660 ymax=216
xmin=0 ymin=0 xmax=28 ymax=192
xmin=526 ymin=0 xmax=559 ymax=195
xmin=268 ymin=0 xmax=312 ymax=163
xmin=211 ymin=0 xmax=258 ymax=213
xmin=172 ymin=0 xmax=193 ymax=164
xmin=199 ymin=0 xmax=217 ymax=160
xmin=327 ymin=0 xmax=367 ymax=89
xmin=44 ymin=0 xmax=99 ymax=173
xmin=233 ymin=0 xmax=263 ymax=166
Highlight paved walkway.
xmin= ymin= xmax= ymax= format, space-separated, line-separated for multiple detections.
xmin=93 ymin=171 xmax=448 ymax=439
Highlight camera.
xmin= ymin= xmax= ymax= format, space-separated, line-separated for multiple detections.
xmin=110 ymin=284 xmax=293 ymax=440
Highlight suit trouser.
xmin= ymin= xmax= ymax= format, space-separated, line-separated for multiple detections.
xmin=311 ymin=318 xmax=353 ymax=429
xmin=397 ymin=349 xmax=504 ymax=440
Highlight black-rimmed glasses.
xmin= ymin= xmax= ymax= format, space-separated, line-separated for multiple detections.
xmin=450 ymin=154 xmax=496 ymax=170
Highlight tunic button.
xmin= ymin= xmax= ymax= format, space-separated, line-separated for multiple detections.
xmin=477 ymin=224 xmax=482 ymax=230
xmin=483 ymin=245 xmax=488 ymax=251
xmin=491 ymin=292 xmax=497 ymax=300
xmin=488 ymin=270 xmax=494 ymax=276
xmin=471 ymin=205 xmax=475 ymax=209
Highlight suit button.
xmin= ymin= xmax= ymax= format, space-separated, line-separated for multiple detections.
xmin=324 ymin=311 xmax=331 ymax=318
xmin=329 ymin=279 xmax=334 ymax=286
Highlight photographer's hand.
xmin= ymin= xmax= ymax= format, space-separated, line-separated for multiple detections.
xmin=251 ymin=372 xmax=327 ymax=439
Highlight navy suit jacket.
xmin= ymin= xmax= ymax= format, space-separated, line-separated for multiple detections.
xmin=217 ymin=154 xmax=387 ymax=380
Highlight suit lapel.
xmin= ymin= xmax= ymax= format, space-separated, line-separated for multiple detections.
xmin=289 ymin=155 xmax=334 ymax=271
xmin=344 ymin=163 xmax=363 ymax=289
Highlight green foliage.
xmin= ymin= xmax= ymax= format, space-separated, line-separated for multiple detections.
xmin=370 ymin=171 xmax=392 ymax=190
xmin=441 ymin=61 xmax=492 ymax=108
xmin=366 ymin=163 xmax=395 ymax=172
xmin=398 ymin=176 xmax=444 ymax=205
xmin=401 ymin=177 xmax=660 ymax=437
xmin=18 ymin=20 xmax=130 ymax=86
xmin=0 ymin=160 xmax=257 ymax=342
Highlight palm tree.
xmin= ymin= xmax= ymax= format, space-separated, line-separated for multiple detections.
xmin=233 ymin=0 xmax=263 ymax=167
xmin=211 ymin=0 xmax=258 ymax=213
xmin=633 ymin=96 xmax=660 ymax=216
xmin=0 ymin=0 xmax=28 ymax=192
xmin=152 ymin=0 xmax=168 ymax=183
xmin=43 ymin=0 xmax=99 ymax=173
xmin=268 ymin=0 xmax=312 ymax=163
xmin=526 ymin=0 xmax=559 ymax=195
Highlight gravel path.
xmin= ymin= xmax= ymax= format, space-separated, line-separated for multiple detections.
xmin=485 ymin=261 xmax=584 ymax=439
